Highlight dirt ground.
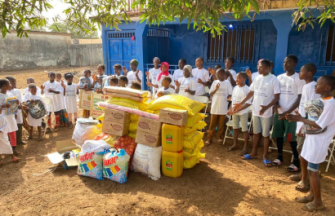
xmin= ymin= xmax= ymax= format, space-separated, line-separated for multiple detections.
xmin=1 ymin=67 xmax=335 ymax=216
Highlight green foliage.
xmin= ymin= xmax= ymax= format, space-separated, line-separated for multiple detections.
xmin=293 ymin=0 xmax=335 ymax=31
xmin=49 ymin=22 xmax=99 ymax=39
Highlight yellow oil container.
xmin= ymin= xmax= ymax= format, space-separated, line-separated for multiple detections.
xmin=162 ymin=150 xmax=183 ymax=178
xmin=162 ymin=123 xmax=184 ymax=152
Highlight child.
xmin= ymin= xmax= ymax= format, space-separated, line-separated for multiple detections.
xmin=147 ymin=62 xmax=174 ymax=90
xmin=206 ymin=68 xmax=233 ymax=145
xmin=24 ymin=78 xmax=41 ymax=97
xmin=0 ymin=79 xmax=20 ymax=164
xmin=225 ymin=57 xmax=237 ymax=84
xmin=6 ymin=76 xmax=25 ymax=145
xmin=287 ymin=75 xmax=335 ymax=212
xmin=109 ymin=76 xmax=119 ymax=87
xmin=55 ymin=73 xmax=63 ymax=84
xmin=131 ymin=82 xmax=142 ymax=90
xmin=290 ymin=63 xmax=320 ymax=192
xmin=123 ymin=59 xmax=143 ymax=88
xmin=55 ymin=73 xmax=69 ymax=127
xmin=175 ymin=65 xmax=196 ymax=99
xmin=23 ymin=84 xmax=46 ymax=141
xmin=146 ymin=57 xmax=161 ymax=94
xmin=93 ymin=64 xmax=108 ymax=93
xmin=192 ymin=57 xmax=210 ymax=96
xmin=155 ymin=76 xmax=175 ymax=99
xmin=272 ymin=55 xmax=305 ymax=171
xmin=227 ymin=73 xmax=251 ymax=155
xmin=172 ymin=59 xmax=187 ymax=82
xmin=118 ymin=76 xmax=128 ymax=87
xmin=246 ymin=59 xmax=263 ymax=85
xmin=78 ymin=69 xmax=93 ymax=118
xmin=207 ymin=64 xmax=221 ymax=86
xmin=113 ymin=64 xmax=122 ymax=77
xmin=41 ymin=72 xmax=63 ymax=131
xmin=234 ymin=59 xmax=280 ymax=166
xmin=63 ymin=73 xmax=79 ymax=127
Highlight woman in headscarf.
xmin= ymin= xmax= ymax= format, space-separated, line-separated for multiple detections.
xmin=123 ymin=59 xmax=143 ymax=88
xmin=147 ymin=62 xmax=174 ymax=92
xmin=175 ymin=65 xmax=196 ymax=99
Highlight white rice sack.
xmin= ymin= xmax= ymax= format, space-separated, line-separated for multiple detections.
xmin=72 ymin=121 xmax=101 ymax=146
xmin=131 ymin=144 xmax=162 ymax=180
xmin=81 ymin=140 xmax=111 ymax=153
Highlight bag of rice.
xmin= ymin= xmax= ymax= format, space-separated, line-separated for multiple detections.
xmin=103 ymin=149 xmax=130 ymax=184
xmin=183 ymin=140 xmax=204 ymax=158
xmin=105 ymin=97 xmax=148 ymax=111
xmin=104 ymin=92 xmax=148 ymax=103
xmin=183 ymin=152 xmax=206 ymax=169
xmin=131 ymin=144 xmax=162 ymax=180
xmin=104 ymin=86 xmax=149 ymax=98
xmin=183 ymin=131 xmax=204 ymax=150
xmin=147 ymin=95 xmax=205 ymax=116
xmin=184 ymin=121 xmax=207 ymax=134
xmin=186 ymin=113 xmax=207 ymax=128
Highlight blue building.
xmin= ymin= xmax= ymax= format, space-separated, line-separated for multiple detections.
xmin=101 ymin=8 xmax=335 ymax=87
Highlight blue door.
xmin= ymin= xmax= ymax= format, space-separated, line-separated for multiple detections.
xmin=107 ymin=31 xmax=136 ymax=75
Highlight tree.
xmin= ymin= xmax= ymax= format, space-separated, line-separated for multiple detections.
xmin=49 ymin=22 xmax=99 ymax=39
xmin=0 ymin=0 xmax=334 ymax=38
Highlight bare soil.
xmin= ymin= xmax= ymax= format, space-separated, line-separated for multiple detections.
xmin=0 ymin=67 xmax=335 ymax=216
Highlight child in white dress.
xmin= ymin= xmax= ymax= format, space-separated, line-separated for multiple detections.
xmin=63 ymin=73 xmax=79 ymax=127
xmin=0 ymin=79 xmax=21 ymax=160
xmin=175 ymin=65 xmax=196 ymax=99
xmin=23 ymin=84 xmax=46 ymax=141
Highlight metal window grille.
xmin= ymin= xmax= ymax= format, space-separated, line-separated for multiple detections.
xmin=326 ymin=24 xmax=335 ymax=63
xmin=108 ymin=32 xmax=135 ymax=38
xmin=147 ymin=29 xmax=169 ymax=37
xmin=206 ymin=24 xmax=260 ymax=64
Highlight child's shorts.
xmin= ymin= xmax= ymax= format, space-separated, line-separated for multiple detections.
xmin=297 ymin=135 xmax=305 ymax=150
xmin=232 ymin=113 xmax=249 ymax=132
xmin=252 ymin=116 xmax=272 ymax=137
xmin=271 ymin=114 xmax=297 ymax=142
xmin=307 ymin=162 xmax=319 ymax=172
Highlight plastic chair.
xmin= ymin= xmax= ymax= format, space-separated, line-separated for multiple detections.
xmin=325 ymin=139 xmax=335 ymax=172
xmin=42 ymin=97 xmax=54 ymax=138
xmin=223 ymin=118 xmax=252 ymax=145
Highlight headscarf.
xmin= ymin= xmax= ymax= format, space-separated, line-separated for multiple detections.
xmin=130 ymin=59 xmax=139 ymax=67
xmin=157 ymin=62 xmax=170 ymax=81
xmin=183 ymin=65 xmax=193 ymax=77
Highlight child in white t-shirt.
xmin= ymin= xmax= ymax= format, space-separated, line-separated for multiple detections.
xmin=63 ymin=73 xmax=79 ymax=127
xmin=172 ymin=59 xmax=187 ymax=82
xmin=123 ymin=59 xmax=143 ymax=88
xmin=192 ymin=57 xmax=210 ymax=96
xmin=0 ymin=79 xmax=20 ymax=164
xmin=287 ymin=75 xmax=335 ymax=212
xmin=234 ymin=59 xmax=280 ymax=166
xmin=146 ymin=57 xmax=161 ymax=94
xmin=175 ymin=65 xmax=196 ymax=99
xmin=206 ymin=68 xmax=233 ymax=145
xmin=225 ymin=57 xmax=237 ymax=86
xmin=155 ymin=76 xmax=175 ymax=99
xmin=227 ymin=73 xmax=251 ymax=155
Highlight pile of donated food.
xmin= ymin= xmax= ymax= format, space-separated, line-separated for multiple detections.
xmin=71 ymin=87 xmax=207 ymax=183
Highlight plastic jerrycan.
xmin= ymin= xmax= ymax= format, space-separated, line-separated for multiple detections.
xmin=162 ymin=150 xmax=183 ymax=178
xmin=162 ymin=123 xmax=184 ymax=152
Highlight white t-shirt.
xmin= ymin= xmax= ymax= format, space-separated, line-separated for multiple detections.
xmin=228 ymin=69 xmax=237 ymax=81
xmin=177 ymin=77 xmax=196 ymax=99
xmin=296 ymin=81 xmax=321 ymax=133
xmin=252 ymin=72 xmax=259 ymax=81
xmin=301 ymin=98 xmax=335 ymax=164
xmin=43 ymin=81 xmax=64 ymax=112
xmin=148 ymin=68 xmax=161 ymax=94
xmin=232 ymin=85 xmax=252 ymax=115
xmin=210 ymin=80 xmax=233 ymax=115
xmin=250 ymin=74 xmax=281 ymax=118
xmin=127 ymin=70 xmax=143 ymax=88
xmin=192 ymin=68 xmax=210 ymax=95
xmin=8 ymin=89 xmax=23 ymax=124
xmin=155 ymin=74 xmax=174 ymax=88
xmin=24 ymin=86 xmax=41 ymax=97
xmin=277 ymin=73 xmax=305 ymax=114
xmin=155 ymin=87 xmax=175 ymax=99
xmin=173 ymin=69 xmax=184 ymax=82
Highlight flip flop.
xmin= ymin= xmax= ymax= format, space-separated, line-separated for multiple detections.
xmin=205 ymin=141 xmax=212 ymax=146
xmin=287 ymin=164 xmax=300 ymax=172
xmin=239 ymin=149 xmax=248 ymax=156
xmin=241 ymin=154 xmax=257 ymax=160
xmin=12 ymin=157 xmax=20 ymax=163
xmin=302 ymin=202 xmax=325 ymax=212
xmin=272 ymin=159 xmax=282 ymax=166
xmin=295 ymin=181 xmax=310 ymax=192
xmin=289 ymin=174 xmax=301 ymax=182
xmin=263 ymin=159 xmax=272 ymax=167
xmin=295 ymin=196 xmax=313 ymax=203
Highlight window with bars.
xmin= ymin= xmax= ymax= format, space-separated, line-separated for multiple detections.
xmin=325 ymin=24 xmax=335 ymax=63
xmin=147 ymin=29 xmax=169 ymax=37
xmin=108 ymin=32 xmax=135 ymax=38
xmin=206 ymin=24 xmax=260 ymax=63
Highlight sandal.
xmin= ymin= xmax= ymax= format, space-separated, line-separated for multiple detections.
xmin=205 ymin=141 xmax=211 ymax=146
xmin=287 ymin=164 xmax=300 ymax=172
xmin=241 ymin=154 xmax=257 ymax=160
xmin=295 ymin=181 xmax=310 ymax=192
xmin=227 ymin=146 xmax=238 ymax=152
xmin=263 ymin=159 xmax=272 ymax=167
xmin=272 ymin=159 xmax=282 ymax=166
xmin=239 ymin=149 xmax=248 ymax=156
xmin=302 ymin=202 xmax=325 ymax=212
xmin=295 ymin=196 xmax=313 ymax=203
xmin=289 ymin=174 xmax=301 ymax=182
xmin=12 ymin=157 xmax=20 ymax=163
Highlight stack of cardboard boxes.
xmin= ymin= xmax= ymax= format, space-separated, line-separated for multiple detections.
xmin=102 ymin=109 xmax=130 ymax=136
xmin=135 ymin=116 xmax=162 ymax=147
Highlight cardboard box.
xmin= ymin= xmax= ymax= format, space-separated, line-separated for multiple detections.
xmin=104 ymin=108 xmax=130 ymax=124
xmin=46 ymin=140 xmax=80 ymax=169
xmin=102 ymin=120 xmax=129 ymax=136
xmin=137 ymin=116 xmax=162 ymax=135
xmin=159 ymin=108 xmax=188 ymax=126
xmin=135 ymin=130 xmax=161 ymax=147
